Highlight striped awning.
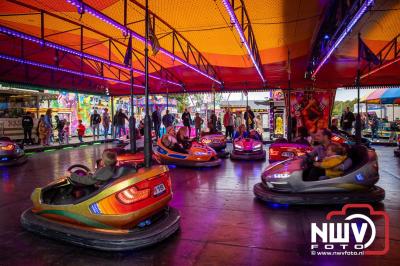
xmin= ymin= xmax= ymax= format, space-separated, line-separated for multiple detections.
xmin=361 ymin=88 xmax=400 ymax=104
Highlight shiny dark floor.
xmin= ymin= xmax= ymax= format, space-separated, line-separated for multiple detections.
xmin=0 ymin=145 xmax=399 ymax=265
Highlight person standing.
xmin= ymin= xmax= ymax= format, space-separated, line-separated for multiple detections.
xmin=216 ymin=117 xmax=222 ymax=132
xmin=181 ymin=108 xmax=192 ymax=137
xmin=208 ymin=110 xmax=217 ymax=133
xmin=162 ymin=110 xmax=174 ymax=129
xmin=223 ymin=108 xmax=234 ymax=139
xmin=36 ymin=114 xmax=44 ymax=145
xmin=38 ymin=116 xmax=48 ymax=146
xmin=102 ymin=108 xmax=111 ymax=140
xmin=22 ymin=111 xmax=34 ymax=145
xmin=194 ymin=113 xmax=204 ymax=139
xmin=114 ymin=109 xmax=128 ymax=138
xmin=151 ymin=106 xmax=162 ymax=139
xmin=54 ymin=115 xmax=65 ymax=144
xmin=77 ymin=120 xmax=86 ymax=143
xmin=44 ymin=109 xmax=53 ymax=146
xmin=234 ymin=113 xmax=242 ymax=130
xmin=244 ymin=106 xmax=255 ymax=131
xmin=341 ymin=107 xmax=355 ymax=135
xmin=90 ymin=109 xmax=101 ymax=140
xmin=369 ymin=115 xmax=379 ymax=142
xmin=63 ymin=120 xmax=70 ymax=144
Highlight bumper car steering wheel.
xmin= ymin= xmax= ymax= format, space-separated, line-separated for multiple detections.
xmin=67 ymin=164 xmax=91 ymax=185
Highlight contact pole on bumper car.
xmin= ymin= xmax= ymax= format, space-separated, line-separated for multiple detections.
xmin=129 ymin=67 xmax=137 ymax=153
xmin=355 ymin=33 xmax=362 ymax=144
xmin=144 ymin=0 xmax=152 ymax=168
xmin=125 ymin=30 xmax=136 ymax=153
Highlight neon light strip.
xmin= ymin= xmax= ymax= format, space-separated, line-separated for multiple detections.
xmin=221 ymin=0 xmax=265 ymax=83
xmin=360 ymin=57 xmax=400 ymax=79
xmin=0 ymin=26 xmax=181 ymax=87
xmin=312 ymin=0 xmax=374 ymax=78
xmin=66 ymin=0 xmax=221 ymax=85
xmin=0 ymin=53 xmax=145 ymax=88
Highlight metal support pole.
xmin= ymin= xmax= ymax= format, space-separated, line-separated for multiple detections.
xmin=129 ymin=68 xmax=136 ymax=153
xmin=366 ymin=101 xmax=368 ymax=129
xmin=355 ymin=33 xmax=362 ymax=144
xmin=287 ymin=49 xmax=292 ymax=142
xmin=144 ymin=0 xmax=152 ymax=168
xmin=393 ymin=104 xmax=395 ymax=121
xmin=214 ymin=91 xmax=216 ymax=112
xmin=111 ymin=96 xmax=114 ymax=139
xmin=166 ymin=91 xmax=169 ymax=110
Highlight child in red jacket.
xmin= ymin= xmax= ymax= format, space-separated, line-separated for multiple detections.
xmin=77 ymin=120 xmax=86 ymax=143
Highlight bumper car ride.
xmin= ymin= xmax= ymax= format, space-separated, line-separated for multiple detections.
xmin=21 ymin=164 xmax=180 ymax=250
xmin=0 ymin=137 xmax=27 ymax=166
xmin=331 ymin=130 xmax=371 ymax=148
xmin=269 ymin=142 xmax=312 ymax=163
xmin=230 ymin=138 xmax=266 ymax=160
xmin=254 ymin=145 xmax=384 ymax=205
xmin=200 ymin=132 xmax=229 ymax=158
xmin=101 ymin=146 xmax=160 ymax=168
xmin=154 ymin=139 xmax=221 ymax=167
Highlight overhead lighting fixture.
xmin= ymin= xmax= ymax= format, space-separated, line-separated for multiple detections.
xmin=221 ymin=0 xmax=266 ymax=83
xmin=312 ymin=0 xmax=374 ymax=78
xmin=0 ymin=26 xmax=181 ymax=87
xmin=0 ymin=53 xmax=145 ymax=89
xmin=66 ymin=0 xmax=221 ymax=85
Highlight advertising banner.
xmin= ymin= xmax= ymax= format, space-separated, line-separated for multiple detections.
xmin=288 ymin=90 xmax=334 ymax=135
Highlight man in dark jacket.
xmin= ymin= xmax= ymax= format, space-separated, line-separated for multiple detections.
xmin=209 ymin=110 xmax=217 ymax=133
xmin=244 ymin=106 xmax=255 ymax=131
xmin=369 ymin=115 xmax=379 ymax=141
xmin=90 ymin=110 xmax=102 ymax=140
xmin=22 ymin=112 xmax=34 ymax=145
xmin=114 ymin=109 xmax=128 ymax=138
xmin=151 ymin=106 xmax=162 ymax=139
xmin=341 ymin=107 xmax=355 ymax=134
xmin=162 ymin=110 xmax=174 ymax=128
xmin=54 ymin=115 xmax=65 ymax=144
xmin=181 ymin=108 xmax=192 ymax=137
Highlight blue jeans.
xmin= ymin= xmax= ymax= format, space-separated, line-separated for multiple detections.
xmin=371 ymin=128 xmax=378 ymax=140
xmin=104 ymin=126 xmax=109 ymax=139
xmin=78 ymin=135 xmax=83 ymax=142
xmin=115 ymin=125 xmax=126 ymax=138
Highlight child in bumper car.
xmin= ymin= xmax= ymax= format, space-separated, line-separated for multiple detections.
xmin=177 ymin=126 xmax=192 ymax=150
xmin=233 ymin=124 xmax=249 ymax=139
xmin=313 ymin=143 xmax=348 ymax=180
xmin=66 ymin=150 xmax=119 ymax=185
xmin=162 ymin=126 xmax=187 ymax=154
xmin=249 ymin=129 xmax=261 ymax=141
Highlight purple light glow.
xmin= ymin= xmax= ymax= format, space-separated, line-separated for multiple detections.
xmin=221 ymin=0 xmax=265 ymax=83
xmin=312 ymin=0 xmax=374 ymax=78
xmin=65 ymin=0 xmax=221 ymax=85
xmin=0 ymin=26 xmax=182 ymax=87
xmin=0 ymin=53 xmax=145 ymax=89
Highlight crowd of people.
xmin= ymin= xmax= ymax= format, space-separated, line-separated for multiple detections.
xmin=21 ymin=107 xmax=114 ymax=146
xmin=19 ymin=105 xmax=266 ymax=147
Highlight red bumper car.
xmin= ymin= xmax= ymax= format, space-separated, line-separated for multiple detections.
xmin=200 ymin=132 xmax=229 ymax=158
xmin=269 ymin=142 xmax=312 ymax=163
xmin=231 ymin=137 xmax=266 ymax=160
